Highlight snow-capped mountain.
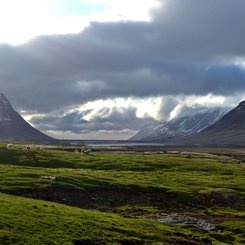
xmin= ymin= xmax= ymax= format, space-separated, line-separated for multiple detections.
xmin=176 ymin=100 xmax=245 ymax=146
xmin=0 ymin=93 xmax=54 ymax=142
xmin=130 ymin=108 xmax=228 ymax=141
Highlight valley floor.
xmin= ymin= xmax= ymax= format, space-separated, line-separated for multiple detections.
xmin=0 ymin=143 xmax=244 ymax=244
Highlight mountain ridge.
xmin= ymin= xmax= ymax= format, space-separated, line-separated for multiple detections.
xmin=0 ymin=93 xmax=54 ymax=142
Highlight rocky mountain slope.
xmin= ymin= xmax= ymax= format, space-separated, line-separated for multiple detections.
xmin=176 ymin=100 xmax=245 ymax=146
xmin=0 ymin=93 xmax=54 ymax=142
xmin=130 ymin=108 xmax=227 ymax=141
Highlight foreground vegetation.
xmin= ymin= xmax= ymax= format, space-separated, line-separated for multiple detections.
xmin=1 ymin=193 xmax=226 ymax=245
xmin=0 ymin=143 xmax=244 ymax=244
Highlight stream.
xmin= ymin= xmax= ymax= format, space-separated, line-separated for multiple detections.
xmin=157 ymin=213 xmax=216 ymax=230
xmin=129 ymin=213 xmax=216 ymax=231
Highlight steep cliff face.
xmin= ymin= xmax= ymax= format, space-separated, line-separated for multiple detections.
xmin=0 ymin=93 xmax=54 ymax=142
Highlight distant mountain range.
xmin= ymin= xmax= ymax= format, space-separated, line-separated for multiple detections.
xmin=1 ymin=92 xmax=245 ymax=146
xmin=0 ymin=93 xmax=54 ymax=142
xmin=131 ymin=100 xmax=245 ymax=147
xmin=130 ymin=108 xmax=228 ymax=141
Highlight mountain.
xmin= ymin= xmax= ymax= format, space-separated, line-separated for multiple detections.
xmin=129 ymin=122 xmax=163 ymax=141
xmin=175 ymin=100 xmax=245 ymax=146
xmin=130 ymin=108 xmax=228 ymax=141
xmin=0 ymin=93 xmax=54 ymax=142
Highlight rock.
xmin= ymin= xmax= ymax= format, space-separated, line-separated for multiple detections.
xmin=97 ymin=206 xmax=108 ymax=212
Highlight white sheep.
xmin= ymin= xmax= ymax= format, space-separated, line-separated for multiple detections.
xmin=82 ymin=148 xmax=92 ymax=155
xmin=7 ymin=143 xmax=13 ymax=150
xmin=74 ymin=149 xmax=79 ymax=153
xmin=22 ymin=145 xmax=31 ymax=152
xmin=35 ymin=145 xmax=42 ymax=150
xmin=41 ymin=176 xmax=56 ymax=181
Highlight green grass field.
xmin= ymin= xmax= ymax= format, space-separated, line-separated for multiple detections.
xmin=0 ymin=143 xmax=244 ymax=244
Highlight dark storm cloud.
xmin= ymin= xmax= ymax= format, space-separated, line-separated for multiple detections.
xmin=1 ymin=0 xmax=245 ymax=114
xmin=152 ymin=0 xmax=245 ymax=58
xmin=30 ymin=107 xmax=157 ymax=133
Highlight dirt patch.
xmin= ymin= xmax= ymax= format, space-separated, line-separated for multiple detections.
xmin=3 ymin=186 xmax=179 ymax=211
xmin=3 ymin=186 xmax=244 ymax=212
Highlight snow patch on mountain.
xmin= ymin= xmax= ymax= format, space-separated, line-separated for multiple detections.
xmin=130 ymin=108 xmax=229 ymax=141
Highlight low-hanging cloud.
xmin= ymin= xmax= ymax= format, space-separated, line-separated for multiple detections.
xmin=30 ymin=106 xmax=158 ymax=134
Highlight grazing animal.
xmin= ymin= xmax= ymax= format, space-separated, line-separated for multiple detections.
xmin=35 ymin=145 xmax=42 ymax=150
xmin=82 ymin=148 xmax=92 ymax=155
xmin=74 ymin=149 xmax=79 ymax=153
xmin=41 ymin=176 xmax=56 ymax=181
xmin=7 ymin=143 xmax=13 ymax=150
xmin=22 ymin=145 xmax=31 ymax=152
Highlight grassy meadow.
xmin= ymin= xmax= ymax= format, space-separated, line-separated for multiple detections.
xmin=0 ymin=143 xmax=244 ymax=244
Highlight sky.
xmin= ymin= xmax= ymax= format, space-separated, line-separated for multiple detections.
xmin=0 ymin=0 xmax=245 ymax=140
